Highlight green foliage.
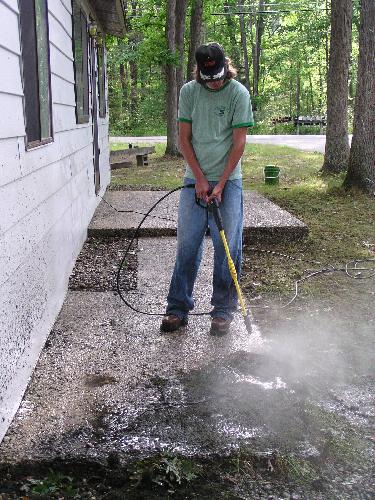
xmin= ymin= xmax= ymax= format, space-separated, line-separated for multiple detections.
xmin=23 ymin=470 xmax=77 ymax=496
xmin=107 ymin=1 xmax=359 ymax=136
xmin=128 ymin=454 xmax=200 ymax=492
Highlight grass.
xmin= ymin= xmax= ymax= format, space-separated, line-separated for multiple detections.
xmin=0 ymin=450 xmax=329 ymax=498
xmin=109 ymin=142 xmax=375 ymax=298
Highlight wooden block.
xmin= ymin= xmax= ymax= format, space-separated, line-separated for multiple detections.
xmin=111 ymin=160 xmax=133 ymax=170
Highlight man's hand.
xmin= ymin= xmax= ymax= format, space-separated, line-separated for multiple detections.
xmin=207 ymin=182 xmax=225 ymax=203
xmin=195 ymin=177 xmax=211 ymax=202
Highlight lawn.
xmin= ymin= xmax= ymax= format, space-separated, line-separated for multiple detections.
xmin=109 ymin=143 xmax=375 ymax=300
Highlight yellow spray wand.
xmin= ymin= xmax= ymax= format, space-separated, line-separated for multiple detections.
xmin=209 ymin=198 xmax=253 ymax=335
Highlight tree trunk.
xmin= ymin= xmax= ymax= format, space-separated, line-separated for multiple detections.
xmin=325 ymin=0 xmax=330 ymax=78
xmin=252 ymin=0 xmax=265 ymax=108
xmin=321 ymin=0 xmax=352 ymax=174
xmin=224 ymin=3 xmax=241 ymax=70
xmin=296 ymin=60 xmax=301 ymax=135
xmin=165 ymin=0 xmax=179 ymax=156
xmin=128 ymin=3 xmax=139 ymax=122
xmin=239 ymin=13 xmax=251 ymax=90
xmin=344 ymin=0 xmax=375 ymax=193
xmin=186 ymin=0 xmax=203 ymax=81
xmin=119 ymin=62 xmax=128 ymax=109
xmin=308 ymin=71 xmax=315 ymax=113
xmin=248 ymin=13 xmax=254 ymax=94
xmin=175 ymin=0 xmax=189 ymax=97
xmin=318 ymin=53 xmax=324 ymax=112
xmin=129 ymin=57 xmax=138 ymax=116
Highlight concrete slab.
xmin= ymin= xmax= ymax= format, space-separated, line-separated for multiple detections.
xmin=0 ymin=238 xmax=263 ymax=466
xmin=89 ymin=190 xmax=308 ymax=243
xmin=1 ymin=238 xmax=375 ymax=499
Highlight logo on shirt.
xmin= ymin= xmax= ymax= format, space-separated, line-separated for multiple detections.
xmin=214 ymin=105 xmax=226 ymax=117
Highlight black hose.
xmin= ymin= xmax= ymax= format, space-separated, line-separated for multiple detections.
xmin=114 ymin=183 xmax=211 ymax=317
xmin=99 ymin=189 xmax=375 ymax=316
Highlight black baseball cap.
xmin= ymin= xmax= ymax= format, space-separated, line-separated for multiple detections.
xmin=195 ymin=42 xmax=226 ymax=81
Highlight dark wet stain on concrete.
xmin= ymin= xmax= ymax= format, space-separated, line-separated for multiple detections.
xmin=85 ymin=374 xmax=119 ymax=388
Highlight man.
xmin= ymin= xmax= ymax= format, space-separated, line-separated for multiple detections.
xmin=161 ymin=42 xmax=254 ymax=336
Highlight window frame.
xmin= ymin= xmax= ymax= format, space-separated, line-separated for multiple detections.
xmin=72 ymin=0 xmax=90 ymax=124
xmin=19 ymin=0 xmax=54 ymax=150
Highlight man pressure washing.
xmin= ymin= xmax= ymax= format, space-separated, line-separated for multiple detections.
xmin=161 ymin=42 xmax=254 ymax=336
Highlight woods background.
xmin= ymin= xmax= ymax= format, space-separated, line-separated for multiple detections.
xmin=106 ymin=0 xmax=375 ymax=193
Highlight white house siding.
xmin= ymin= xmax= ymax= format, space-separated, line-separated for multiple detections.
xmin=0 ymin=0 xmax=110 ymax=441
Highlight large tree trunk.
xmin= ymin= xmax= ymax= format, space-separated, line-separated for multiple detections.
xmin=165 ymin=0 xmax=179 ymax=156
xmin=125 ymin=2 xmax=139 ymax=125
xmin=186 ymin=0 xmax=203 ymax=81
xmin=344 ymin=0 xmax=375 ymax=193
xmin=224 ymin=3 xmax=241 ymax=69
xmin=252 ymin=0 xmax=265 ymax=108
xmin=175 ymin=0 xmax=189 ymax=97
xmin=325 ymin=0 xmax=330 ymax=78
xmin=321 ymin=0 xmax=352 ymax=174
xmin=239 ymin=12 xmax=251 ymax=90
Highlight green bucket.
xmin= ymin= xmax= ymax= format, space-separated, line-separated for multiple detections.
xmin=264 ymin=165 xmax=280 ymax=185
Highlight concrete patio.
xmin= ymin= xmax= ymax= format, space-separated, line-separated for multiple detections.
xmin=89 ymin=189 xmax=308 ymax=243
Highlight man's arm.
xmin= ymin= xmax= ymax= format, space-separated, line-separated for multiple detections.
xmin=208 ymin=127 xmax=247 ymax=202
xmin=179 ymin=121 xmax=211 ymax=200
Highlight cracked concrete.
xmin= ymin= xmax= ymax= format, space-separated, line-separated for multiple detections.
xmin=89 ymin=190 xmax=308 ymax=243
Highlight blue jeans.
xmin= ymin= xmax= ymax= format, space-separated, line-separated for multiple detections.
xmin=166 ymin=177 xmax=243 ymax=321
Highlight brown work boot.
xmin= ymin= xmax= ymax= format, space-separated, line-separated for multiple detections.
xmin=160 ymin=315 xmax=187 ymax=333
xmin=210 ymin=317 xmax=232 ymax=336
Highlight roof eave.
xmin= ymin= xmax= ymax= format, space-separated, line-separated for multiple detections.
xmin=91 ymin=0 xmax=126 ymax=37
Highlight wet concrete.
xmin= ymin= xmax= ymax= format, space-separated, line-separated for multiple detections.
xmin=88 ymin=190 xmax=308 ymax=243
xmin=0 ymin=238 xmax=263 ymax=466
xmin=1 ymin=236 xmax=374 ymax=498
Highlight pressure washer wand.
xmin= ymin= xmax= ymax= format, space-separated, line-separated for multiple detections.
xmin=210 ymin=198 xmax=253 ymax=335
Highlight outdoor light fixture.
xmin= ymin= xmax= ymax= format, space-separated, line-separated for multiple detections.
xmin=89 ymin=23 xmax=98 ymax=37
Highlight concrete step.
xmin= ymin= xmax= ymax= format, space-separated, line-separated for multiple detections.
xmin=89 ymin=190 xmax=308 ymax=244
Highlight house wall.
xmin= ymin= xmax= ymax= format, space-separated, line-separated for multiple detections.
xmin=0 ymin=0 xmax=110 ymax=442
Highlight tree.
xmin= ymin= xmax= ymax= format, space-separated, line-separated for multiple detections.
xmin=106 ymin=0 xmax=358 ymax=138
xmin=175 ymin=0 xmax=189 ymax=96
xmin=186 ymin=0 xmax=204 ymax=81
xmin=252 ymin=0 xmax=265 ymax=105
xmin=344 ymin=0 xmax=375 ymax=193
xmin=165 ymin=0 xmax=188 ymax=155
xmin=128 ymin=2 xmax=139 ymax=120
xmin=165 ymin=0 xmax=178 ymax=155
xmin=224 ymin=2 xmax=241 ymax=70
xmin=321 ymin=0 xmax=352 ymax=174
xmin=239 ymin=12 xmax=251 ymax=90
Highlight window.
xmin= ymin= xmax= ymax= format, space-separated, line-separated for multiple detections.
xmin=19 ymin=0 xmax=53 ymax=148
xmin=72 ymin=0 xmax=89 ymax=123
xmin=97 ymin=42 xmax=106 ymax=118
